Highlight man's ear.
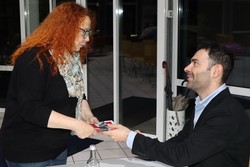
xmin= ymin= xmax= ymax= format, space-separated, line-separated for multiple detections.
xmin=212 ymin=64 xmax=223 ymax=78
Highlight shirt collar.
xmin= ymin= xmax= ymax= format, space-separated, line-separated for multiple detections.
xmin=195 ymin=83 xmax=227 ymax=107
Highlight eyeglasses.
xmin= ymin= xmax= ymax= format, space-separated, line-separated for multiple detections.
xmin=79 ymin=28 xmax=92 ymax=39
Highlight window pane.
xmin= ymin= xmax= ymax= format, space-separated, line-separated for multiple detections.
xmin=25 ymin=0 xmax=49 ymax=35
xmin=87 ymin=0 xmax=114 ymax=121
xmin=56 ymin=0 xmax=76 ymax=6
xmin=178 ymin=0 xmax=250 ymax=88
xmin=0 ymin=0 xmax=20 ymax=65
xmin=39 ymin=1 xmax=50 ymax=22
xmin=0 ymin=0 xmax=20 ymax=108
xmin=87 ymin=0 xmax=157 ymax=134
xmin=120 ymin=0 xmax=157 ymax=134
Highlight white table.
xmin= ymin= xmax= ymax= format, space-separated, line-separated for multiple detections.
xmin=55 ymin=157 xmax=171 ymax=167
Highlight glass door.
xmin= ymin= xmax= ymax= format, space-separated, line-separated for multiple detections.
xmin=86 ymin=0 xmax=114 ymax=122
xmin=87 ymin=0 xmax=158 ymax=135
xmin=119 ymin=0 xmax=157 ymax=134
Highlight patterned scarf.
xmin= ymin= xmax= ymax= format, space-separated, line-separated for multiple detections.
xmin=58 ymin=52 xmax=84 ymax=120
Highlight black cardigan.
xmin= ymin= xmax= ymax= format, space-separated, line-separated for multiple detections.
xmin=1 ymin=47 xmax=77 ymax=162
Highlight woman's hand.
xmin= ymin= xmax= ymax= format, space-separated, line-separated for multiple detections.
xmin=87 ymin=116 xmax=99 ymax=124
xmin=81 ymin=100 xmax=99 ymax=124
xmin=74 ymin=120 xmax=97 ymax=139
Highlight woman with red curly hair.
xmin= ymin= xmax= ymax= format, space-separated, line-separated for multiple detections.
xmin=1 ymin=2 xmax=99 ymax=166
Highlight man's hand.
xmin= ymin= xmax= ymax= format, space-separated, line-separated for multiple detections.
xmin=102 ymin=124 xmax=131 ymax=142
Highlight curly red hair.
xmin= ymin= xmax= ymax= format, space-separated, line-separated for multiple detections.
xmin=11 ymin=2 xmax=95 ymax=75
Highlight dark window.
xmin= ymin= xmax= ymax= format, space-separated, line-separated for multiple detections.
xmin=178 ymin=0 xmax=250 ymax=88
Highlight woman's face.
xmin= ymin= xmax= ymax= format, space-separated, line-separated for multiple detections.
xmin=74 ymin=16 xmax=91 ymax=52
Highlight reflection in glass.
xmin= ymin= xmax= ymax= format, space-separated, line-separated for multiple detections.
xmin=86 ymin=0 xmax=157 ymax=134
xmin=178 ymin=0 xmax=250 ymax=88
xmin=120 ymin=0 xmax=157 ymax=134
xmin=86 ymin=1 xmax=114 ymax=123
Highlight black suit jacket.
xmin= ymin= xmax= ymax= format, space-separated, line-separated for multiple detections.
xmin=132 ymin=88 xmax=250 ymax=167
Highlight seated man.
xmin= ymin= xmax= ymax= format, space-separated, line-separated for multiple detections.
xmin=103 ymin=44 xmax=250 ymax=167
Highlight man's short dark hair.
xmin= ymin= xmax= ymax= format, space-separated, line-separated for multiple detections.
xmin=198 ymin=43 xmax=234 ymax=83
